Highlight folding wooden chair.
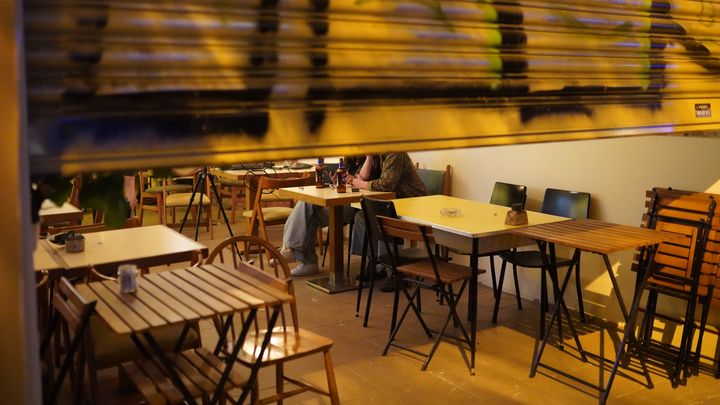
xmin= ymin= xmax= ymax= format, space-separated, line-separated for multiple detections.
xmin=377 ymin=215 xmax=474 ymax=372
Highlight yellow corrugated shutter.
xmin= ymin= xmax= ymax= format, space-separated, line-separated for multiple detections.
xmin=24 ymin=0 xmax=720 ymax=174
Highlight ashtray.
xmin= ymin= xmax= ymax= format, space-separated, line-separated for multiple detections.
xmin=440 ymin=208 xmax=461 ymax=217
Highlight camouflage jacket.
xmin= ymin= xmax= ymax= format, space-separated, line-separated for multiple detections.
xmin=368 ymin=153 xmax=427 ymax=198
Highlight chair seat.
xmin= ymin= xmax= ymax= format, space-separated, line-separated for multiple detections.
xmin=397 ymin=259 xmax=474 ymax=284
xmin=145 ymin=184 xmax=193 ymax=194
xmin=260 ymin=193 xmax=293 ymax=203
xmin=499 ymin=250 xmax=574 ymax=268
xmin=237 ymin=327 xmax=334 ymax=366
xmin=221 ymin=197 xmax=237 ymax=208
xmin=165 ymin=193 xmax=211 ymax=207
xmin=218 ymin=178 xmax=245 ymax=187
xmin=91 ymin=316 xmax=199 ymax=369
xmin=242 ymin=206 xmax=293 ymax=222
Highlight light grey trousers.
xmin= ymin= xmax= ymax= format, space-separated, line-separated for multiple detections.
xmin=282 ymin=201 xmax=365 ymax=264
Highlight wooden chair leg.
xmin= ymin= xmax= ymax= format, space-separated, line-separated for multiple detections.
xmin=251 ymin=381 xmax=259 ymax=405
xmin=575 ymin=261 xmax=586 ymax=322
xmin=323 ymin=351 xmax=340 ymax=405
xmin=275 ymin=363 xmax=284 ymax=405
xmin=512 ymin=264 xmax=523 ymax=310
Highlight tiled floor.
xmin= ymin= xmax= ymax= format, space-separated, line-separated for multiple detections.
xmin=89 ymin=211 xmax=719 ymax=404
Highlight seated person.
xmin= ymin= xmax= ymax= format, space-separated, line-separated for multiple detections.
xmin=278 ymin=153 xmax=427 ymax=277
xmin=276 ymin=155 xmax=381 ymax=276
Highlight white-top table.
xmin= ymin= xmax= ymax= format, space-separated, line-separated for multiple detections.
xmin=277 ymin=186 xmax=395 ymax=293
xmin=389 ymin=194 xmax=568 ymax=374
xmin=36 ymin=225 xmax=208 ymax=276
xmin=39 ymin=200 xmax=83 ymax=227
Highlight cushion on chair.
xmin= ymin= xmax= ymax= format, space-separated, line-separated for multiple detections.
xmin=241 ymin=206 xmax=293 ymax=221
xmin=91 ymin=316 xmax=199 ymax=369
xmin=145 ymin=184 xmax=193 ymax=194
xmin=218 ymin=178 xmax=245 ymax=187
xmin=165 ymin=193 xmax=211 ymax=207
xmin=499 ymin=250 xmax=574 ymax=268
xmin=260 ymin=192 xmax=293 ymax=203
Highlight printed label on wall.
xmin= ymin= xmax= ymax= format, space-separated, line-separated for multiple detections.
xmin=695 ymin=104 xmax=712 ymax=118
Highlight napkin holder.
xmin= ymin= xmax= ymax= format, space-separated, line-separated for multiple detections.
xmin=505 ymin=203 xmax=528 ymax=226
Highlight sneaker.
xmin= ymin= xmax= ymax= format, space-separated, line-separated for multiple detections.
xmin=379 ymin=276 xmax=410 ymax=293
xmin=270 ymin=247 xmax=296 ymax=265
xmin=355 ymin=265 xmax=387 ymax=282
xmin=379 ymin=277 xmax=396 ymax=293
xmin=290 ymin=262 xmax=319 ymax=277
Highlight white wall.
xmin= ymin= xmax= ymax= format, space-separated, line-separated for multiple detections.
xmin=411 ymin=135 xmax=720 ymax=324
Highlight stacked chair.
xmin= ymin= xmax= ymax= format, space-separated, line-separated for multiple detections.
xmin=630 ymin=187 xmax=717 ymax=386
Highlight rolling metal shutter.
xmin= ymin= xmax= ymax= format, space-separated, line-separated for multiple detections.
xmin=24 ymin=0 xmax=720 ymax=174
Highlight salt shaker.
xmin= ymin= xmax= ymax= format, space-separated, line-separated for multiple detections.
xmin=118 ymin=264 xmax=139 ymax=293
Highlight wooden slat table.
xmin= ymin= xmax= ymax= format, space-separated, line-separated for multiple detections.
xmin=509 ymin=219 xmax=686 ymax=403
xmin=76 ymin=263 xmax=292 ymax=404
xmin=277 ymin=186 xmax=395 ymax=294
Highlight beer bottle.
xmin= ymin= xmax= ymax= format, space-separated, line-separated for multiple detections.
xmin=336 ymin=158 xmax=346 ymax=193
xmin=315 ymin=157 xmax=325 ymax=188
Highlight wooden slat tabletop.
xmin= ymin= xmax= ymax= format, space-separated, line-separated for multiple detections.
xmin=76 ymin=263 xmax=292 ymax=335
xmin=510 ymin=219 xmax=686 ymax=254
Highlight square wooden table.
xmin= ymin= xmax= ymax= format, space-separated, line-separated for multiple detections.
xmin=390 ymin=194 xmax=568 ymax=374
xmin=37 ymin=225 xmax=208 ymax=276
xmin=38 ymin=200 xmax=83 ymax=234
xmin=509 ymin=219 xmax=686 ymax=403
xmin=277 ymin=186 xmax=395 ymax=293
xmin=75 ymin=263 xmax=293 ymax=404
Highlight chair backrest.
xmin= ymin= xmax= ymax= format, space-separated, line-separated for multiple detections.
xmin=416 ymin=164 xmax=451 ymax=196
xmin=540 ymin=188 xmax=591 ymax=220
xmin=360 ymin=195 xmax=402 ymax=247
xmin=41 ymin=277 xmax=96 ymax=405
xmin=47 ymin=216 xmax=141 ymax=236
xmin=253 ymin=174 xmax=314 ymax=206
xmin=69 ymin=175 xmax=83 ymax=208
xmin=206 ymin=235 xmax=297 ymax=330
xmin=323 ymin=163 xmax=339 ymax=185
xmin=490 ymin=181 xmax=527 ymax=209
xmin=376 ymin=215 xmax=442 ymax=281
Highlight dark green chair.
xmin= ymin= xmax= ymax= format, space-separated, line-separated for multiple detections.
xmin=416 ymin=164 xmax=451 ymax=196
xmin=493 ymin=188 xmax=591 ymax=330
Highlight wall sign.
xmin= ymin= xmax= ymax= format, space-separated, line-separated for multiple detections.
xmin=696 ymin=104 xmax=712 ymax=118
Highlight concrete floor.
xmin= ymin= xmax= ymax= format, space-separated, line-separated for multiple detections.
xmin=88 ymin=210 xmax=720 ymax=404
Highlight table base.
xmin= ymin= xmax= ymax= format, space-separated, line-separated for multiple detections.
xmin=306 ymin=274 xmax=357 ymax=294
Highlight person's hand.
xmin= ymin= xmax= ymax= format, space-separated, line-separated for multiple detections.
xmin=350 ymin=176 xmax=368 ymax=190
